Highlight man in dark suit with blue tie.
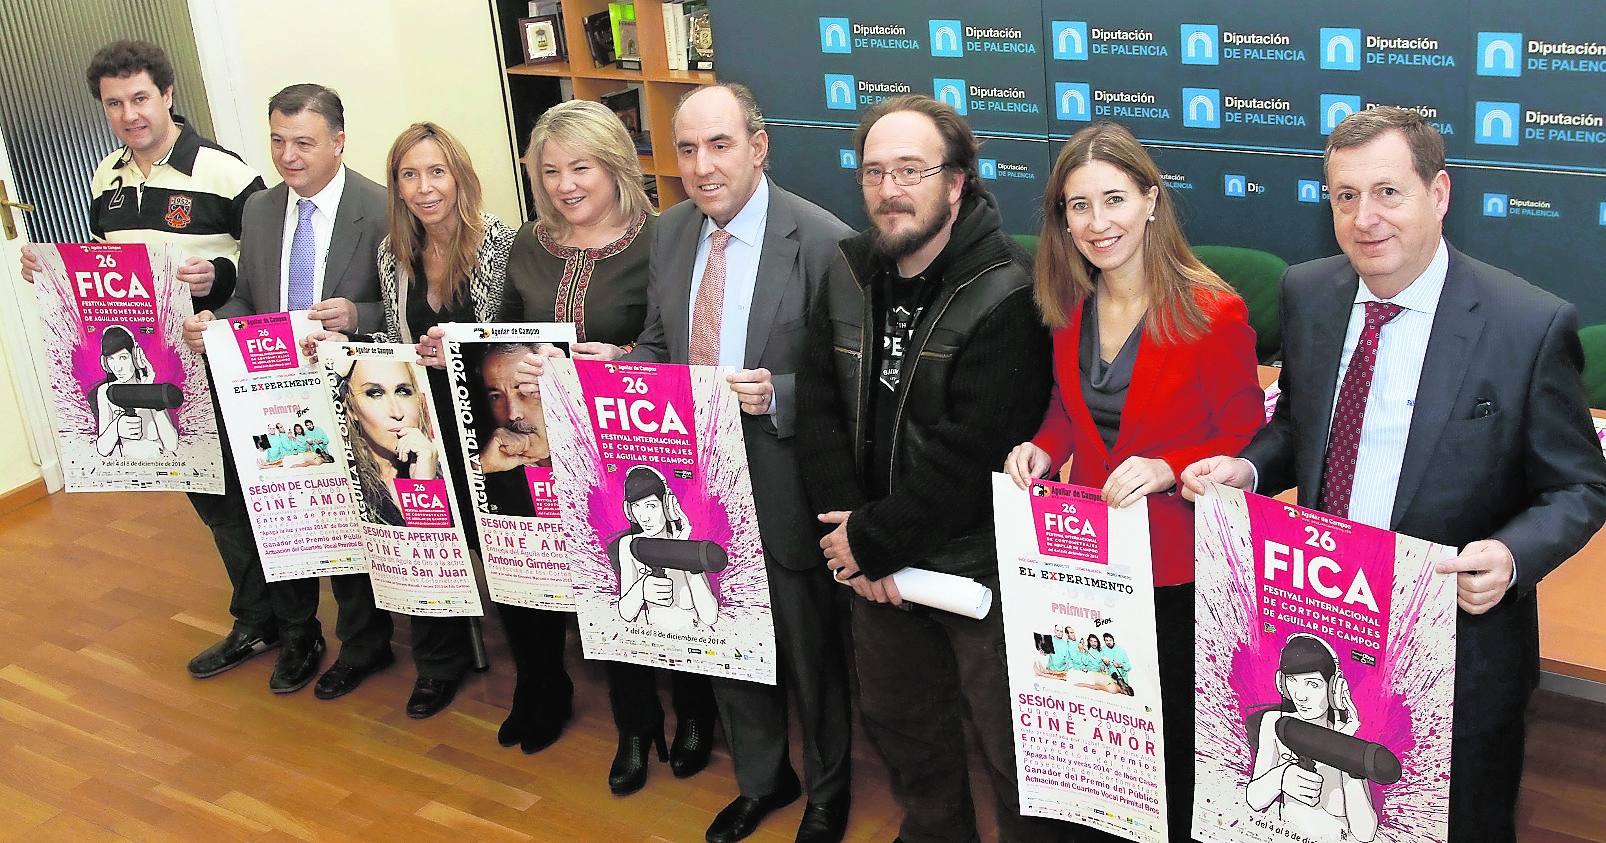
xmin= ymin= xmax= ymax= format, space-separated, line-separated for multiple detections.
xmin=183 ymin=84 xmax=392 ymax=700
xmin=1183 ymin=106 xmax=1606 ymax=841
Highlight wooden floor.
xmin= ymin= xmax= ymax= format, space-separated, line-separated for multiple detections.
xmin=0 ymin=491 xmax=1603 ymax=842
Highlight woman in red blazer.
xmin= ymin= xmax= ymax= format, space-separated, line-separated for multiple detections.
xmin=1004 ymin=121 xmax=1264 ymax=841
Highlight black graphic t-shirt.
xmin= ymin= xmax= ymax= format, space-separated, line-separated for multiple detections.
xmin=869 ymin=271 xmax=939 ymax=498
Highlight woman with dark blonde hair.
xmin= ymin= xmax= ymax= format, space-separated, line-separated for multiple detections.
xmin=310 ymin=122 xmax=516 ymax=721
xmin=1004 ymin=120 xmax=1264 ymax=840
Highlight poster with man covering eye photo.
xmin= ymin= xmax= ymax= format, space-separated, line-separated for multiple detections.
xmin=439 ymin=322 xmax=577 ymax=611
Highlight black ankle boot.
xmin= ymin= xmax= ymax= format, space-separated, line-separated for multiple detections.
xmin=498 ymin=680 xmax=537 ymax=747
xmin=669 ymin=715 xmax=714 ymax=778
xmin=520 ymin=693 xmax=572 ymax=754
xmin=608 ymin=730 xmax=668 ymax=795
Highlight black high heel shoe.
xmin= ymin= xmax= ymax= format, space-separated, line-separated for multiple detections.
xmin=669 ymin=716 xmax=714 ymax=778
xmin=608 ymin=730 xmax=668 ymax=795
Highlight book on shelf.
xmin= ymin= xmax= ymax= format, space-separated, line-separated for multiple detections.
xmin=616 ymin=19 xmax=642 ymax=70
xmin=600 ymin=87 xmax=651 ymax=155
xmin=584 ymin=10 xmax=615 ymax=67
xmin=685 ymin=2 xmax=713 ymax=72
xmin=662 ymin=2 xmax=687 ymax=71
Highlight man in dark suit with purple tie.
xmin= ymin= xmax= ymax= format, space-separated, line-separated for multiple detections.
xmin=1183 ymin=106 xmax=1606 ymax=842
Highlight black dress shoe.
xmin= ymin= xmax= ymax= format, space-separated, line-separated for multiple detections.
xmin=187 ymin=629 xmax=279 ymax=678
xmin=705 ymin=773 xmax=803 ymax=843
xmin=794 ymin=796 xmax=850 ymax=843
xmin=406 ymin=676 xmax=459 ymax=719
xmin=519 ymin=694 xmax=572 ymax=754
xmin=268 ymin=636 xmax=326 ymax=694
xmin=608 ymin=730 xmax=668 ymax=795
xmin=670 ymin=715 xmax=715 ymax=778
xmin=313 ymin=650 xmax=395 ymax=700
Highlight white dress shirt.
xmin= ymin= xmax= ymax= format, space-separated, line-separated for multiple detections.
xmin=1327 ymin=238 xmax=1448 ymax=529
xmin=278 ymin=164 xmax=347 ymax=310
xmin=687 ymin=178 xmax=775 ymax=415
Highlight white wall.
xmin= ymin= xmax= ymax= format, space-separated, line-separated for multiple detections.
xmin=0 ymin=319 xmax=44 ymax=495
xmin=190 ymin=0 xmax=523 ymax=225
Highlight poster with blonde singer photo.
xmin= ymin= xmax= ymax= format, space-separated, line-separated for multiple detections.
xmin=320 ymin=342 xmax=482 ymax=617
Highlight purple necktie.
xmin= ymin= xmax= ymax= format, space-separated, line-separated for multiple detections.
xmin=287 ymin=198 xmax=316 ymax=310
xmin=1320 ymin=301 xmax=1404 ymax=518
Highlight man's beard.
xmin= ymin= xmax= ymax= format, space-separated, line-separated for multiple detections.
xmin=870 ymin=196 xmax=952 ymax=262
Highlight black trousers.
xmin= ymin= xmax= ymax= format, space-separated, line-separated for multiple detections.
xmin=497 ymin=603 xmax=572 ymax=702
xmin=710 ymin=561 xmax=852 ymax=801
xmin=852 ymin=575 xmax=1067 ymax=843
xmin=607 ymin=660 xmax=717 ymax=737
xmin=189 ymin=405 xmax=319 ymax=641
xmin=1448 ymin=711 xmax=1528 ymax=842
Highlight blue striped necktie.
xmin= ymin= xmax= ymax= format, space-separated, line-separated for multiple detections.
xmin=287 ymin=198 xmax=316 ymax=310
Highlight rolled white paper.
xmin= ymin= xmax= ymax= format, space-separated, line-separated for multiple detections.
xmin=888 ymin=567 xmax=994 ymax=619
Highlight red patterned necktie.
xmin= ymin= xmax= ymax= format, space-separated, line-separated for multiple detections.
xmin=689 ymin=230 xmax=731 ymax=366
xmin=1319 ymin=301 xmax=1404 ymax=518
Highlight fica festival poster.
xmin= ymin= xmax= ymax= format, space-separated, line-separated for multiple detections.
xmin=203 ymin=311 xmax=364 ymax=582
xmin=439 ymin=322 xmax=577 ymax=611
xmin=1192 ymin=484 xmax=1456 ymax=843
xmin=320 ymin=342 xmax=482 ymax=617
xmin=32 ymin=242 xmax=222 ymax=493
xmin=542 ymin=358 xmax=775 ymax=684
xmin=994 ymin=474 xmax=1169 ymax=843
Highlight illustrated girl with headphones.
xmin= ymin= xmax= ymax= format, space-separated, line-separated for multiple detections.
xmin=609 ymin=465 xmax=719 ymax=630
xmin=1245 ymin=633 xmax=1379 ymax=842
xmin=91 ymin=325 xmax=178 ymax=458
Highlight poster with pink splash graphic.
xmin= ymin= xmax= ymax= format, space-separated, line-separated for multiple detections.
xmin=202 ymin=312 xmax=365 ymax=582
xmin=1192 ymin=484 xmax=1456 ymax=843
xmin=33 ymin=243 xmax=222 ymax=492
xmin=542 ymin=358 xmax=775 ymax=684
xmin=439 ymin=322 xmax=577 ymax=611
xmin=319 ymin=342 xmax=482 ymax=617
xmin=994 ymin=474 xmax=1169 ymax=843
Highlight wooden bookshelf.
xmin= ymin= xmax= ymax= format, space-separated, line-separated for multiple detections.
xmin=496 ymin=0 xmax=716 ymax=211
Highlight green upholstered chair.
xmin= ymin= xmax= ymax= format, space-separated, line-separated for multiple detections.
xmin=1013 ymin=233 xmax=1039 ymax=259
xmin=1192 ymin=245 xmax=1287 ymax=363
xmin=1578 ymin=323 xmax=1606 ymax=410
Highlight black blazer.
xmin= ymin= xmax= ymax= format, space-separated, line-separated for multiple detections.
xmin=1242 ymin=244 xmax=1606 ymax=736
xmin=627 ymin=179 xmax=853 ymax=570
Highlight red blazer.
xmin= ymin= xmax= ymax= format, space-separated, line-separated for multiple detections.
xmin=1032 ymin=291 xmax=1264 ymax=586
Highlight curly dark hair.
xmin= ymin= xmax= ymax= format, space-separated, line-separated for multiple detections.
xmin=85 ymin=40 xmax=175 ymax=99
